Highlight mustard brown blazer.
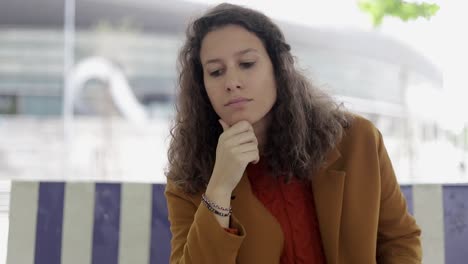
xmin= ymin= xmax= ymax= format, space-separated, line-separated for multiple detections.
xmin=165 ymin=115 xmax=422 ymax=263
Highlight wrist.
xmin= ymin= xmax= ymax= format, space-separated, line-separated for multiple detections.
xmin=206 ymin=176 xmax=234 ymax=196
xmin=205 ymin=183 xmax=232 ymax=199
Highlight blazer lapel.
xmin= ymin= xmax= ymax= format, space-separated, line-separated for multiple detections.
xmin=312 ymin=147 xmax=345 ymax=264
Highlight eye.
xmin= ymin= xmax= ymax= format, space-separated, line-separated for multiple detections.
xmin=209 ymin=69 xmax=223 ymax=77
xmin=240 ymin=61 xmax=256 ymax=69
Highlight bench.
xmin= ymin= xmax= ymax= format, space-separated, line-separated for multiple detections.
xmin=6 ymin=181 xmax=468 ymax=264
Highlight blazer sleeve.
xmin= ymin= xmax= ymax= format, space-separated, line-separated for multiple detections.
xmin=165 ymin=180 xmax=246 ymax=263
xmin=376 ymin=130 xmax=423 ymax=264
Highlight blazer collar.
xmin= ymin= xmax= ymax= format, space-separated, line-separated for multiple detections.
xmin=311 ymin=147 xmax=345 ymax=264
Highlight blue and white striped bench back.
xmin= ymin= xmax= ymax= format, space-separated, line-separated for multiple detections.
xmin=400 ymin=185 xmax=468 ymax=264
xmin=7 ymin=182 xmax=170 ymax=264
xmin=6 ymin=182 xmax=468 ymax=264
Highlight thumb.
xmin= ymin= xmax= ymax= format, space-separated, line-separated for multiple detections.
xmin=219 ymin=119 xmax=229 ymax=131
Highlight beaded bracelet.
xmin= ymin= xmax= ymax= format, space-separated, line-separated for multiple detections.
xmin=201 ymin=198 xmax=231 ymax=217
xmin=202 ymin=193 xmax=232 ymax=213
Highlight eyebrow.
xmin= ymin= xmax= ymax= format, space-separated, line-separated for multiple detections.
xmin=203 ymin=48 xmax=259 ymax=65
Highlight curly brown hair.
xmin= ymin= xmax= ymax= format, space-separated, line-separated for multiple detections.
xmin=165 ymin=3 xmax=353 ymax=194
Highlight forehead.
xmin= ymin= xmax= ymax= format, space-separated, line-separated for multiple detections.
xmin=200 ymin=25 xmax=266 ymax=61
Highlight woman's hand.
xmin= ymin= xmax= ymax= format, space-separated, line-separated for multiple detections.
xmin=207 ymin=119 xmax=260 ymax=195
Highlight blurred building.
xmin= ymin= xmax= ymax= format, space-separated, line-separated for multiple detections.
xmin=0 ymin=0 xmax=441 ymax=114
xmin=1 ymin=0 xmax=460 ymax=184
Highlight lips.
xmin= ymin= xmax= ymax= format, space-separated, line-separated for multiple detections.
xmin=225 ymin=97 xmax=252 ymax=106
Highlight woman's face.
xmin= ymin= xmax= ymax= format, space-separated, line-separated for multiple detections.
xmin=200 ymin=24 xmax=277 ymax=127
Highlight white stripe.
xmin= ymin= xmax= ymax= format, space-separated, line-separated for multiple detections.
xmin=61 ymin=182 xmax=95 ymax=264
xmin=118 ymin=183 xmax=152 ymax=264
xmin=6 ymin=181 xmax=39 ymax=264
xmin=413 ymin=184 xmax=445 ymax=264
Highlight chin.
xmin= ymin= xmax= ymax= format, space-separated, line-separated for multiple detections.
xmin=227 ymin=115 xmax=255 ymax=126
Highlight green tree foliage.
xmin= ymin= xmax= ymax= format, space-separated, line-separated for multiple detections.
xmin=358 ymin=0 xmax=439 ymax=26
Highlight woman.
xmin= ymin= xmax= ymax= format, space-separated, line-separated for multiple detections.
xmin=165 ymin=3 xmax=421 ymax=263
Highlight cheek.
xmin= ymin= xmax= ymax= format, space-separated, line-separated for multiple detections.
xmin=254 ymin=70 xmax=277 ymax=102
xmin=205 ymin=86 xmax=223 ymax=113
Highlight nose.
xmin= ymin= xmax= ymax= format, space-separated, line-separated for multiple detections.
xmin=224 ymin=69 xmax=242 ymax=92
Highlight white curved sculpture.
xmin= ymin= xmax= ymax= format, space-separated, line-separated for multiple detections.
xmin=68 ymin=56 xmax=148 ymax=123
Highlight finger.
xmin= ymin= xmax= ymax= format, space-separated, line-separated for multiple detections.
xmin=232 ymin=142 xmax=258 ymax=154
xmin=225 ymin=131 xmax=258 ymax=147
xmin=242 ymin=151 xmax=260 ymax=164
xmin=223 ymin=120 xmax=253 ymax=138
xmin=219 ymin=119 xmax=229 ymax=132
xmin=252 ymin=157 xmax=260 ymax=164
xmin=252 ymin=156 xmax=260 ymax=164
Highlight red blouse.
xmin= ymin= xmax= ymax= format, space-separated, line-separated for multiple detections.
xmin=244 ymin=160 xmax=326 ymax=264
